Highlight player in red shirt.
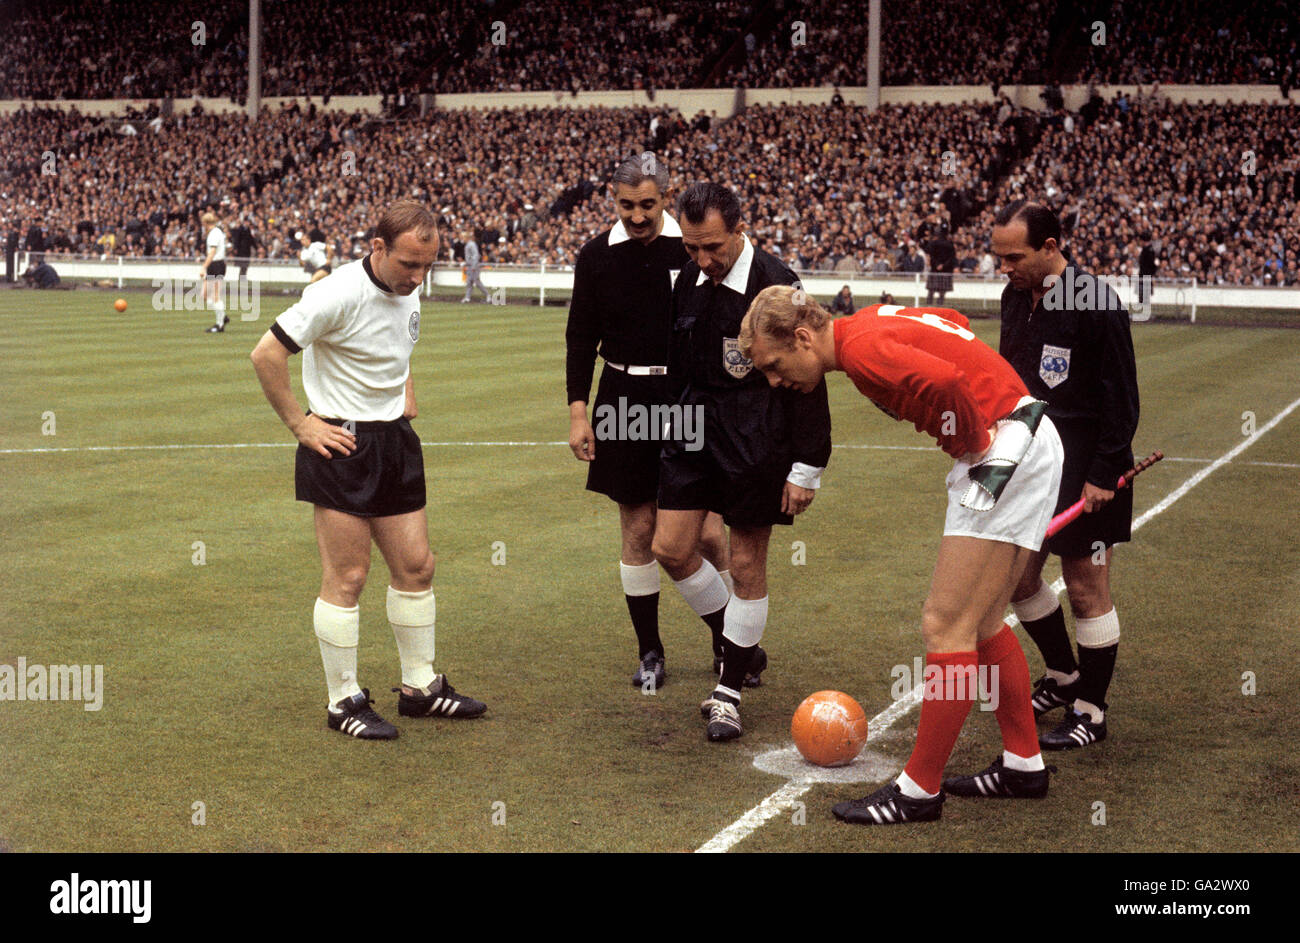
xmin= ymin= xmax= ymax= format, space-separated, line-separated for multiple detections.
xmin=739 ymin=286 xmax=1065 ymax=824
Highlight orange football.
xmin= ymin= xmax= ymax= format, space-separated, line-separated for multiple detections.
xmin=791 ymin=690 xmax=868 ymax=767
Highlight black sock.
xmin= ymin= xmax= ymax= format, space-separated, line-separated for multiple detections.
xmin=626 ymin=593 xmax=662 ymax=658
xmin=717 ymin=635 xmax=755 ymax=694
xmin=1021 ymin=606 xmax=1077 ymax=676
xmin=702 ymin=608 xmax=726 ymax=659
xmin=1075 ymin=642 xmax=1118 ymax=712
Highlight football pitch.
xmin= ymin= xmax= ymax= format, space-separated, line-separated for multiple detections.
xmin=1 ymin=289 xmax=1297 ymax=854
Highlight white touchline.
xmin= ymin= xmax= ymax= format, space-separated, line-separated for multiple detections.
xmin=0 ymin=441 xmax=1296 ymax=470
xmin=695 ymin=393 xmax=1300 ymax=853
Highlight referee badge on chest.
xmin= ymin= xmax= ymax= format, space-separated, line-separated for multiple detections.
xmin=409 ymin=310 xmax=421 ymax=343
xmin=1039 ymin=344 xmax=1070 ymax=388
xmin=723 ymin=336 xmax=753 ymax=379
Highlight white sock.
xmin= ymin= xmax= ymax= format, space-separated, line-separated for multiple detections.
xmin=722 ymin=594 xmax=768 ymax=648
xmin=671 ymin=558 xmax=729 ymax=617
xmin=896 ymin=771 xmax=939 ymax=799
xmin=1003 ymin=750 xmax=1045 ymax=772
xmin=712 ymin=683 xmax=742 ymax=703
xmin=717 ymin=568 xmax=734 ymax=596
xmin=388 ymin=585 xmax=436 ymax=689
xmin=1073 ymin=698 xmax=1105 ymax=723
xmin=619 ymin=559 xmax=660 ymax=596
xmin=1045 ymin=667 xmax=1080 ymax=686
xmin=213 ymin=301 xmax=225 ymax=325
xmin=314 ymin=598 xmax=362 ymax=709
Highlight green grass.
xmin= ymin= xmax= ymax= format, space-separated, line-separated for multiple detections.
xmin=1 ymin=287 xmax=1298 ymax=853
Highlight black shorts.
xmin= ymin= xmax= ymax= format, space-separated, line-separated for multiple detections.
xmin=206 ymin=261 xmax=226 ymax=279
xmin=657 ymin=388 xmax=793 ymax=529
xmin=295 ymin=416 xmax=426 ymax=518
xmin=585 ymin=364 xmax=672 ymax=506
xmin=1045 ymin=420 xmax=1133 ymax=557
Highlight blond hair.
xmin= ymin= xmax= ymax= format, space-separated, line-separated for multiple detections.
xmin=739 ymin=284 xmax=830 ymax=358
xmin=200 ymin=211 xmax=218 ymax=228
xmin=376 ymin=200 xmax=438 ymax=247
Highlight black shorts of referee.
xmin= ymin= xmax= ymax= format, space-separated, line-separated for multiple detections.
xmin=658 ymin=385 xmax=795 ymax=529
xmin=205 ymin=260 xmax=227 ymax=279
xmin=295 ymin=414 xmax=426 ymax=517
xmin=1046 ymin=418 xmax=1133 ymax=558
xmin=585 ymin=361 xmax=672 ymax=506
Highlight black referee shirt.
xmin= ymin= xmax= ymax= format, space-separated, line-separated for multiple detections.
xmin=669 ymin=240 xmax=832 ymax=470
xmin=565 ymin=221 xmax=689 ymax=405
xmin=999 ymin=263 xmax=1139 ymax=487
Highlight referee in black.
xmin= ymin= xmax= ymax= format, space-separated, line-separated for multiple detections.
xmin=992 ymin=200 xmax=1140 ymax=751
xmin=652 ymin=182 xmax=832 ymax=742
xmin=567 ymin=154 xmax=730 ymax=691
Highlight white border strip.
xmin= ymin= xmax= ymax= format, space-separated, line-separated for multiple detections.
xmin=694 ymin=394 xmax=1300 ymax=853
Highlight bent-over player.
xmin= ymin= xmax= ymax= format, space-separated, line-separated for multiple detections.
xmin=741 ymin=289 xmax=1063 ymax=824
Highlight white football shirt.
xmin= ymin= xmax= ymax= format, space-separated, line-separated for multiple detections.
xmin=273 ymin=257 xmax=421 ymax=422
xmin=300 ymin=241 xmax=328 ymax=271
xmin=206 ymin=226 xmax=227 ymax=261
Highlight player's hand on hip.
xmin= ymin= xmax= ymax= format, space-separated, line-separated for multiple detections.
xmin=1082 ymin=481 xmax=1114 ymax=512
xmin=782 ymin=482 xmax=815 ymax=516
xmin=294 ymin=415 xmax=356 ymax=458
xmin=569 ymin=417 xmax=595 ymax=462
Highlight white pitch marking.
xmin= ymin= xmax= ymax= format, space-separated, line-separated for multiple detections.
xmin=695 ymin=394 xmax=1300 ymax=853
xmin=1 ymin=439 xmax=1295 ymax=469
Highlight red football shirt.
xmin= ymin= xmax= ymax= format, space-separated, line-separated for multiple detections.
xmin=833 ymin=305 xmax=1028 ymax=458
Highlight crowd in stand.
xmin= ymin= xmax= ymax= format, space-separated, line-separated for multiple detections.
xmin=3 ymin=94 xmax=1295 ymax=285
xmin=1 ymin=0 xmax=1295 ymax=99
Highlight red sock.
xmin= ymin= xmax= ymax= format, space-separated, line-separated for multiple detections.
xmin=903 ymin=650 xmax=978 ymax=794
xmin=979 ymin=624 xmax=1040 ymax=761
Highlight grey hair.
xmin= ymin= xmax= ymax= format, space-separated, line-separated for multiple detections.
xmin=610 ymin=152 xmax=668 ymax=193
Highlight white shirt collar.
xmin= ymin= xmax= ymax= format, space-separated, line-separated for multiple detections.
xmin=696 ymin=233 xmax=753 ymax=293
xmin=608 ymin=212 xmax=682 ymax=246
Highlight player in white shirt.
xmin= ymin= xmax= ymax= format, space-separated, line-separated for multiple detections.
xmin=200 ymin=211 xmax=229 ymax=333
xmin=249 ymin=200 xmax=487 ymax=739
xmin=298 ymin=230 xmax=335 ymax=284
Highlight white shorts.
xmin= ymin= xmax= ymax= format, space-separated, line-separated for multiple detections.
xmin=943 ymin=413 xmax=1063 ymax=551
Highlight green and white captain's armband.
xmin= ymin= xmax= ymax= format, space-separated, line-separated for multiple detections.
xmin=959 ymin=399 xmax=1048 ymax=511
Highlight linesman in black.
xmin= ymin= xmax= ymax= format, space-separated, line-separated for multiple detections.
xmin=993 ymin=200 xmax=1140 ymax=751
xmin=567 ymin=155 xmax=730 ymax=691
xmin=652 ymin=182 xmax=832 ymax=742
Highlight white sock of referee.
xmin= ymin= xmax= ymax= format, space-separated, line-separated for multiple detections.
xmin=671 ymin=558 xmax=730 ymax=659
xmin=715 ymin=594 xmax=768 ymax=702
xmin=1073 ymin=608 xmax=1121 ymax=723
xmin=314 ymin=597 xmax=363 ymax=709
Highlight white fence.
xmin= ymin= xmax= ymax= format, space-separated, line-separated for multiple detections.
xmin=8 ymin=252 xmax=1300 ymax=321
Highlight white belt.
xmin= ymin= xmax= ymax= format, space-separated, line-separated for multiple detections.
xmin=606 ymin=362 xmax=667 ymax=376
